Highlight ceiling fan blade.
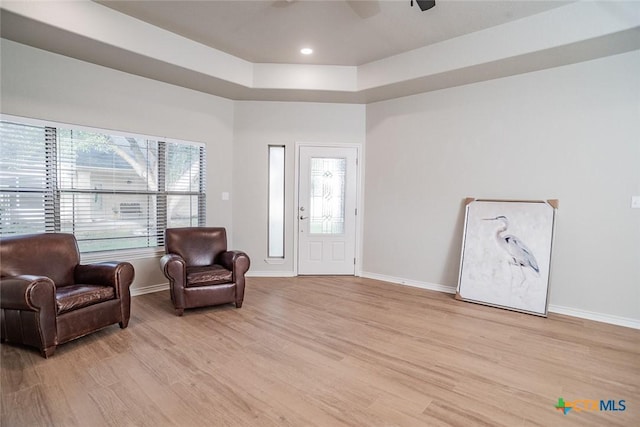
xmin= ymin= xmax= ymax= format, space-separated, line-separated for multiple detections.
xmin=416 ymin=0 xmax=436 ymax=12
xmin=346 ymin=1 xmax=381 ymax=19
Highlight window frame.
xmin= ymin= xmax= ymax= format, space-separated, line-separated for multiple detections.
xmin=0 ymin=114 xmax=206 ymax=260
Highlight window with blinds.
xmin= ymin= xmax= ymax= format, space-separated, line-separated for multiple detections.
xmin=0 ymin=118 xmax=206 ymax=253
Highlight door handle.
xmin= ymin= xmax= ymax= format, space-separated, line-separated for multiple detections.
xmin=299 ymin=215 xmax=308 ymax=220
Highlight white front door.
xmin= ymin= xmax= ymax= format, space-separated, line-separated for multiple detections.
xmin=297 ymin=146 xmax=358 ymax=275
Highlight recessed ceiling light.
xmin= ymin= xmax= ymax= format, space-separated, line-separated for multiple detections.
xmin=300 ymin=48 xmax=313 ymax=55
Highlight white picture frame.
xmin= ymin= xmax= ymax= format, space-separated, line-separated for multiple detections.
xmin=456 ymin=198 xmax=558 ymax=316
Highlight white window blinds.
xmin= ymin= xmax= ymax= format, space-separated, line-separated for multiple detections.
xmin=0 ymin=118 xmax=206 ymax=253
xmin=0 ymin=122 xmax=56 ymax=235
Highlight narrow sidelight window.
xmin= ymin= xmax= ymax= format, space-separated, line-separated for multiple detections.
xmin=268 ymin=145 xmax=285 ymax=258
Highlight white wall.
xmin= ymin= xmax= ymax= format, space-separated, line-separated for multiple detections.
xmin=0 ymin=39 xmax=235 ymax=292
xmin=364 ymin=50 xmax=640 ymax=323
xmin=3 ymin=37 xmax=638 ymax=325
xmin=232 ymin=101 xmax=366 ymax=275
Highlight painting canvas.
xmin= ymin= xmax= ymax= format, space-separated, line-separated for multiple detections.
xmin=456 ymin=199 xmax=557 ymax=316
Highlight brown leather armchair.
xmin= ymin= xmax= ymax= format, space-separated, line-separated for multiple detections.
xmin=160 ymin=227 xmax=250 ymax=316
xmin=0 ymin=233 xmax=134 ymax=358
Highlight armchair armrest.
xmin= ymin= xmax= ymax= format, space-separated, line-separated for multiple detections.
xmin=218 ymin=250 xmax=250 ymax=278
xmin=75 ymin=262 xmax=135 ymax=299
xmin=218 ymin=250 xmax=250 ymax=308
xmin=160 ymin=253 xmax=186 ymax=283
xmin=0 ymin=275 xmax=56 ymax=311
xmin=1 ymin=275 xmax=58 ymax=356
xmin=160 ymin=253 xmax=188 ymax=312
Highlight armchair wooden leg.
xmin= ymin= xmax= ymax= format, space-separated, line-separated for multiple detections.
xmin=175 ymin=308 xmax=184 ymax=316
xmin=235 ymin=301 xmax=243 ymax=308
xmin=41 ymin=346 xmax=56 ymax=358
xmin=119 ymin=319 xmax=129 ymax=329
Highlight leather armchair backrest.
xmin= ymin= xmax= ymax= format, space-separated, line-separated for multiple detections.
xmin=164 ymin=227 xmax=227 ymax=267
xmin=0 ymin=233 xmax=80 ymax=286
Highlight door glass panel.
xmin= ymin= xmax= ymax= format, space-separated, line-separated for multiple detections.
xmin=309 ymin=157 xmax=345 ymax=234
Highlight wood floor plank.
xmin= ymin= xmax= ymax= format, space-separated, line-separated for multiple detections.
xmin=2 ymin=276 xmax=639 ymax=426
xmin=1 ymin=385 xmax=56 ymax=427
xmin=1 ymin=346 xmax=44 ymax=395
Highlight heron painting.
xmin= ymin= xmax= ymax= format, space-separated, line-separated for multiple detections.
xmin=484 ymin=215 xmax=540 ymax=286
xmin=456 ymin=199 xmax=557 ymax=316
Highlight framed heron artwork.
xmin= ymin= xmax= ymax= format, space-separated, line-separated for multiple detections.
xmin=456 ymin=198 xmax=558 ymax=316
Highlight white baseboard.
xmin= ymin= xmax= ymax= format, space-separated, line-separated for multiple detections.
xmin=129 ymin=274 xmax=640 ymax=330
xmin=548 ymin=304 xmax=640 ymax=330
xmin=360 ymin=271 xmax=457 ymax=294
xmin=131 ymin=283 xmax=169 ymax=297
xmin=246 ymin=271 xmax=296 ymax=278
xmin=361 ymin=271 xmax=639 ymax=330
xmin=129 ymin=272 xmax=295 ymax=297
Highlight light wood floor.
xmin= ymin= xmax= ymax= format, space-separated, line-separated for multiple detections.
xmin=1 ymin=276 xmax=639 ymax=426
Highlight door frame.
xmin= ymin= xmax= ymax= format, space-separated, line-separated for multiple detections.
xmin=293 ymin=142 xmax=364 ymax=276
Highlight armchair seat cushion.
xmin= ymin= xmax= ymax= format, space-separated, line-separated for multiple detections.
xmin=56 ymin=285 xmax=115 ymax=314
xmin=186 ymin=265 xmax=233 ymax=287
